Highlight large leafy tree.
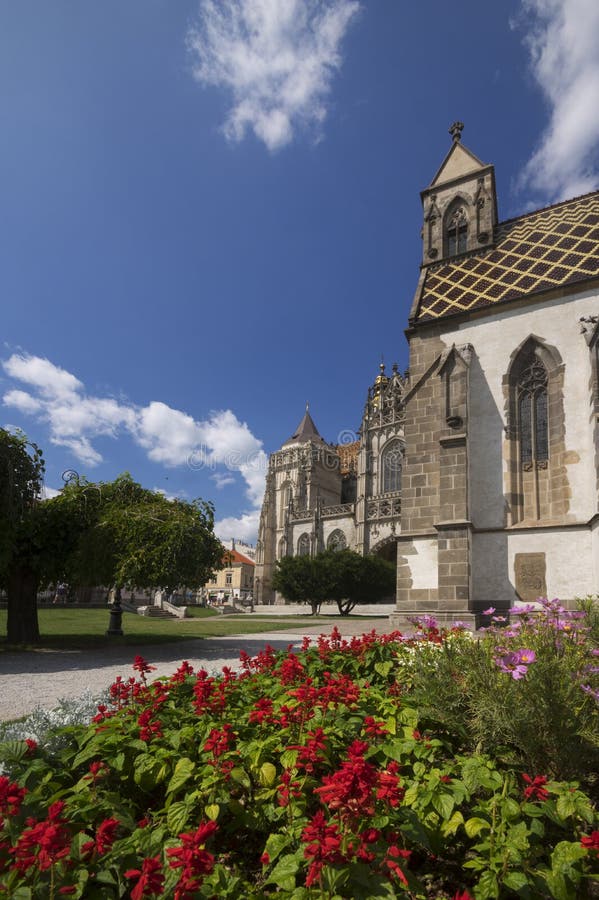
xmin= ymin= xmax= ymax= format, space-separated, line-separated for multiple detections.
xmin=272 ymin=549 xmax=396 ymax=616
xmin=0 ymin=430 xmax=224 ymax=643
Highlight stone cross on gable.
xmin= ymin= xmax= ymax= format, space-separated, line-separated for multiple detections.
xmin=449 ymin=121 xmax=464 ymax=142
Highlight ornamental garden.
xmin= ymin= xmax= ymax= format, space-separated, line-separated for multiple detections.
xmin=0 ymin=597 xmax=598 ymax=898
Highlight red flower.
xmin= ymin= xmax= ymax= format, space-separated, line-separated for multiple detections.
xmin=10 ymin=801 xmax=71 ymax=874
xmin=0 ymin=775 xmax=26 ymax=816
xmin=522 ymin=774 xmax=550 ymax=802
xmin=248 ymin=697 xmax=274 ymax=725
xmin=301 ymin=810 xmax=345 ymax=887
xmin=581 ymin=830 xmax=599 ymax=853
xmin=383 ymin=844 xmax=411 ymax=884
xmin=453 ymin=891 xmax=474 ymax=900
xmin=166 ymin=821 xmax=217 ymax=897
xmin=203 ymin=724 xmax=235 ymax=761
xmin=124 ymin=856 xmax=165 ymax=899
xmin=287 ymin=727 xmax=328 ymax=773
xmin=364 ymin=716 xmax=389 ymax=738
xmin=24 ymin=738 xmax=37 ymax=755
xmin=133 ymin=655 xmax=157 ymax=674
xmin=376 ymin=761 xmax=405 ymax=808
xmin=260 ymin=852 xmax=270 ymax=865
xmin=81 ymin=818 xmax=120 ymax=856
xmin=314 ymin=741 xmax=377 ymax=818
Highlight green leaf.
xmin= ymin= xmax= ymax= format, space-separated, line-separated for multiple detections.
xmin=502 ymin=797 xmax=521 ymax=820
xmin=264 ymin=832 xmax=292 ymax=866
xmin=266 ymin=851 xmax=302 ymax=891
xmin=230 ymin=767 xmax=251 ymax=790
xmin=441 ymin=810 xmax=464 ymax=836
xmin=556 ymin=794 xmax=577 ymax=820
xmin=259 ymin=762 xmax=277 ymax=787
xmin=204 ymin=803 xmax=220 ymax=821
xmin=167 ymin=800 xmax=192 ymax=834
xmin=166 ymin=757 xmax=195 ymax=795
xmin=476 ymin=870 xmax=499 ymax=899
xmin=280 ymin=749 xmax=298 ymax=769
xmin=374 ymin=661 xmax=393 ymax=678
xmin=432 ymin=791 xmax=454 ymax=820
xmin=503 ymin=871 xmax=529 ymax=891
xmin=465 ymin=817 xmax=490 ymax=838
xmin=551 ymin=840 xmax=587 ymax=872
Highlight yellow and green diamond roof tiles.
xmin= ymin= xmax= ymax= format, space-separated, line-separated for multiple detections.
xmin=416 ymin=192 xmax=599 ymax=322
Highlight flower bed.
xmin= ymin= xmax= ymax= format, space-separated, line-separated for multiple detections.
xmin=0 ymin=604 xmax=598 ymax=899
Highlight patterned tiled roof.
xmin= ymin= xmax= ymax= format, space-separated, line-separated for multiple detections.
xmin=416 ymin=192 xmax=599 ymax=322
xmin=336 ymin=440 xmax=359 ymax=475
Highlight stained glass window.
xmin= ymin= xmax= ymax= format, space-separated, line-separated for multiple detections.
xmin=517 ymin=356 xmax=548 ymax=466
xmin=382 ymin=441 xmax=403 ymax=493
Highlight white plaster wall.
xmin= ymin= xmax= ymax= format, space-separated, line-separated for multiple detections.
xmin=439 ymin=288 xmax=599 ymax=528
xmin=409 ymin=538 xmax=439 ymax=589
xmin=472 ymin=528 xmax=596 ymax=606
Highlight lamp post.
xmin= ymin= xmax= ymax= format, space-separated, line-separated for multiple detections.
xmin=106 ymin=586 xmax=124 ymax=637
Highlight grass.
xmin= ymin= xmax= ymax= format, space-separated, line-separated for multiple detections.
xmin=0 ymin=607 xmax=350 ymax=650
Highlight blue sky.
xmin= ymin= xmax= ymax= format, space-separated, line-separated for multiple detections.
xmin=2 ymin=0 xmax=599 ymax=543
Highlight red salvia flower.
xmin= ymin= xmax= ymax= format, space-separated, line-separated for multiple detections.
xmin=124 ymin=855 xmax=165 ymax=899
xmin=0 ymin=775 xmax=26 ymax=816
xmin=364 ymin=716 xmax=389 ymax=737
xmin=132 ymin=655 xmax=157 ymax=679
xmin=24 ymin=738 xmax=37 ymax=755
xmin=314 ymin=741 xmax=377 ymax=818
xmin=81 ymin=817 xmax=120 ymax=856
xmin=522 ymin=774 xmax=550 ymax=802
xmin=10 ymin=801 xmax=71 ymax=874
xmin=301 ymin=810 xmax=345 ymax=887
xmin=581 ymin=830 xmax=599 ymax=853
xmin=166 ymin=821 xmax=217 ymax=898
xmin=376 ymin=761 xmax=405 ymax=808
xmin=383 ymin=845 xmax=411 ymax=884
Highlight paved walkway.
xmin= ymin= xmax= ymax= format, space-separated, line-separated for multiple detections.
xmin=0 ymin=618 xmax=393 ymax=722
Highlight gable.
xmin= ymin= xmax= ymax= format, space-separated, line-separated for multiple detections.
xmin=414 ymin=192 xmax=599 ymax=322
xmin=429 ymin=142 xmax=486 ymax=187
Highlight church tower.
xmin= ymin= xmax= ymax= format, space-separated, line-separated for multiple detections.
xmin=420 ymin=121 xmax=497 ymax=267
xmin=254 ymin=406 xmax=343 ymax=604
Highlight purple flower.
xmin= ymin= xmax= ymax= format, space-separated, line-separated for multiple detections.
xmin=494 ymin=648 xmax=536 ymax=680
xmin=581 ymin=684 xmax=599 ymax=703
xmin=491 ymin=615 xmax=507 ymax=623
xmin=511 ymin=604 xmax=537 ymax=616
xmin=482 ymin=606 xmax=496 ymax=616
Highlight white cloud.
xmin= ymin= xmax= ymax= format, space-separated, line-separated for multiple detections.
xmin=42 ymin=486 xmax=61 ymax=499
xmin=517 ymin=0 xmax=599 ymax=202
xmin=212 ymin=472 xmax=237 ymax=489
xmin=215 ymin=509 xmax=261 ymax=543
xmin=1 ymin=352 xmax=267 ymax=541
xmin=187 ymin=0 xmax=360 ymax=151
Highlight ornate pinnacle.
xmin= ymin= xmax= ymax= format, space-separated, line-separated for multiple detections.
xmin=449 ymin=121 xmax=464 ymax=142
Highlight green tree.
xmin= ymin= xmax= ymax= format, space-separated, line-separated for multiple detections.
xmin=271 ymin=553 xmax=336 ymax=615
xmin=0 ymin=435 xmax=224 ymax=643
xmin=329 ymin=549 xmax=396 ymax=615
xmin=271 ymin=549 xmax=396 ymax=616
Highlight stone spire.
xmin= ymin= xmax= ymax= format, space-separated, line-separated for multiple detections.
xmin=284 ymin=406 xmax=325 ymax=445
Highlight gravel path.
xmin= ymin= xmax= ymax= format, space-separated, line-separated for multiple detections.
xmin=0 ymin=618 xmax=392 ymax=721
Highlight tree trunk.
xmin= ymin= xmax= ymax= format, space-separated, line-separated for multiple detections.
xmin=337 ymin=599 xmax=357 ymax=616
xmin=6 ymin=566 xmax=40 ymax=643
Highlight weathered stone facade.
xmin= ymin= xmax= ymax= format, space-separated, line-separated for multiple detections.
xmin=257 ymin=126 xmax=599 ymax=622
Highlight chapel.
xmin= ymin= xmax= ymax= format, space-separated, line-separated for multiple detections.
xmin=254 ymin=124 xmax=599 ymax=625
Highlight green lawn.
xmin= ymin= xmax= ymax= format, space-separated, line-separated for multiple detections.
xmin=0 ymin=607 xmax=351 ymax=650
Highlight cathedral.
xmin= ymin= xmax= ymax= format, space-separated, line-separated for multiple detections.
xmin=254 ymin=124 xmax=599 ymax=626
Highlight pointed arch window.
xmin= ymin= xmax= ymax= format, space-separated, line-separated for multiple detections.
xmin=446 ymin=206 xmax=468 ymax=256
xmin=381 ymin=440 xmax=403 ymax=494
xmin=278 ymin=537 xmax=287 ymax=560
xmin=517 ymin=357 xmax=549 ymax=469
xmin=327 ymin=529 xmax=347 ymax=551
xmin=297 ymin=533 xmax=310 ymax=556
